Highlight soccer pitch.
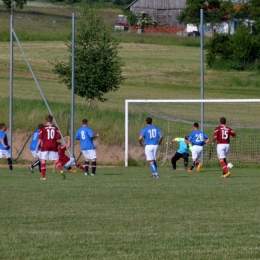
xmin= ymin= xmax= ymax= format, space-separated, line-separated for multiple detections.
xmin=1 ymin=166 xmax=260 ymax=259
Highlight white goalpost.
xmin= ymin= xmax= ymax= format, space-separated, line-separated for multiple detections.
xmin=125 ymin=99 xmax=260 ymax=167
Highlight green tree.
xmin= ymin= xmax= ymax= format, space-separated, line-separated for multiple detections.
xmin=178 ymin=0 xmax=234 ymax=34
xmin=2 ymin=0 xmax=27 ymax=10
xmin=247 ymin=0 xmax=260 ymax=33
xmin=54 ymin=3 xmax=124 ymax=104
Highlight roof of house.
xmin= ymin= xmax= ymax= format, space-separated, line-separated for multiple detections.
xmin=125 ymin=0 xmax=138 ymax=10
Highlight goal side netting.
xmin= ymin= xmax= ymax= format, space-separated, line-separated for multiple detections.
xmin=125 ymin=99 xmax=260 ymax=167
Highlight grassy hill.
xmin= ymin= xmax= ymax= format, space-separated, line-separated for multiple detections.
xmin=1 ymin=3 xmax=260 ymax=165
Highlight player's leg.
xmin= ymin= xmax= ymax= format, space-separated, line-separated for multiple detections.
xmin=195 ymin=147 xmax=203 ymax=172
xmin=83 ymin=150 xmax=97 ymax=176
xmin=55 ymin=160 xmax=63 ymax=171
xmin=7 ymin=157 xmax=13 ymax=171
xmin=66 ymin=158 xmax=78 ymax=173
xmin=76 ymin=161 xmax=85 ymax=171
xmin=182 ymin=153 xmax=189 ymax=170
xmin=82 ymin=150 xmax=90 ymax=175
xmin=30 ymin=159 xmax=41 ymax=173
xmin=1 ymin=150 xmax=12 ymax=171
xmin=146 ymin=145 xmax=159 ymax=178
xmin=40 ymin=155 xmax=47 ymax=180
xmin=218 ymin=144 xmax=230 ymax=178
xmin=189 ymin=146 xmax=200 ymax=172
xmin=171 ymin=152 xmax=182 ymax=170
xmin=91 ymin=159 xmax=97 ymax=175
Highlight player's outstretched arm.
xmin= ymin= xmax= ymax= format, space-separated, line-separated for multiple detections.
xmin=138 ymin=135 xmax=143 ymax=146
xmin=35 ymin=139 xmax=42 ymax=152
xmin=1 ymin=138 xmax=7 ymax=148
xmin=66 ymin=136 xmax=71 ymax=149
xmin=92 ymin=134 xmax=99 ymax=139
xmin=158 ymin=136 xmax=163 ymax=145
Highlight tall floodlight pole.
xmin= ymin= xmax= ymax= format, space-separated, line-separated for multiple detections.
xmin=9 ymin=0 xmax=14 ymax=157
xmin=200 ymin=9 xmax=205 ymax=163
xmin=71 ymin=13 xmax=75 ymax=157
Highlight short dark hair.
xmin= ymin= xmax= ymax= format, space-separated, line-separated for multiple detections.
xmin=220 ymin=117 xmax=226 ymax=124
xmin=38 ymin=124 xmax=43 ymax=129
xmin=194 ymin=122 xmax=199 ymax=128
xmin=0 ymin=123 xmax=5 ymax=129
xmin=146 ymin=117 xmax=152 ymax=124
xmin=185 ymin=136 xmax=189 ymax=140
xmin=46 ymin=115 xmax=53 ymax=123
xmin=82 ymin=119 xmax=88 ymax=124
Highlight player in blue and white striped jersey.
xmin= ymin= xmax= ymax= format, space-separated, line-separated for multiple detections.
xmin=139 ymin=117 xmax=163 ymax=178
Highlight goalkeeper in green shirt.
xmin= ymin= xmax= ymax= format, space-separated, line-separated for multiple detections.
xmin=169 ymin=136 xmax=192 ymax=170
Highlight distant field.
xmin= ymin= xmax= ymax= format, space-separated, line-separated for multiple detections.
xmin=1 ymin=166 xmax=260 ymax=259
xmin=1 ymin=4 xmax=260 ymax=164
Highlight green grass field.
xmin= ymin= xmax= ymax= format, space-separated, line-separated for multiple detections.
xmin=1 ymin=166 xmax=260 ymax=259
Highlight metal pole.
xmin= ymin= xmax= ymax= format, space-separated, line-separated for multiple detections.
xmin=125 ymin=100 xmax=129 ymax=167
xmin=12 ymin=30 xmax=70 ymax=156
xmin=9 ymin=10 xmax=14 ymax=157
xmin=71 ymin=13 xmax=75 ymax=158
xmin=200 ymin=9 xmax=205 ymax=163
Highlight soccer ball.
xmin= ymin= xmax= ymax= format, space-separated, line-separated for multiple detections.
xmin=227 ymin=162 xmax=234 ymax=169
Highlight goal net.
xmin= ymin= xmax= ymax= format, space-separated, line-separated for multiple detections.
xmin=125 ymin=99 xmax=260 ymax=167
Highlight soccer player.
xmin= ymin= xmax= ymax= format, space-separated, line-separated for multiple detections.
xmin=188 ymin=122 xmax=209 ymax=173
xmin=75 ymin=119 xmax=99 ymax=176
xmin=169 ymin=136 xmax=192 ymax=170
xmin=54 ymin=136 xmax=86 ymax=176
xmin=29 ymin=124 xmax=43 ymax=173
xmin=0 ymin=123 xmax=13 ymax=171
xmin=139 ymin=117 xmax=163 ymax=178
xmin=35 ymin=115 xmax=62 ymax=180
xmin=212 ymin=117 xmax=236 ymax=178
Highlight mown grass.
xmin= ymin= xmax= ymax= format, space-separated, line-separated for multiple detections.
xmin=1 ymin=166 xmax=260 ymax=259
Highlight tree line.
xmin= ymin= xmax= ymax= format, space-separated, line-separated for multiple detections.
xmin=178 ymin=0 xmax=260 ymax=70
xmin=3 ymin=0 xmax=260 ymax=104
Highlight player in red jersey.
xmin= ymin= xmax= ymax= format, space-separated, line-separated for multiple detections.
xmin=35 ymin=115 xmax=62 ymax=180
xmin=54 ymin=136 xmax=85 ymax=176
xmin=212 ymin=117 xmax=236 ymax=178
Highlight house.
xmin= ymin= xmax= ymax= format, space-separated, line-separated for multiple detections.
xmin=126 ymin=0 xmax=186 ymax=28
xmin=188 ymin=2 xmax=250 ymax=36
xmin=127 ymin=0 xmax=250 ymax=36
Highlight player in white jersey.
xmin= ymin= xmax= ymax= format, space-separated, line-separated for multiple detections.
xmin=139 ymin=117 xmax=163 ymax=178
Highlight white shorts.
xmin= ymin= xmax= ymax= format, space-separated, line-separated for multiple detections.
xmin=192 ymin=145 xmax=203 ymax=159
xmin=145 ymin=144 xmax=158 ymax=161
xmin=217 ymin=144 xmax=230 ymax=159
xmin=40 ymin=151 xmax=59 ymax=161
xmin=31 ymin=150 xmax=41 ymax=159
xmin=0 ymin=149 xmax=11 ymax=159
xmin=63 ymin=158 xmax=76 ymax=169
xmin=82 ymin=150 xmax=97 ymax=160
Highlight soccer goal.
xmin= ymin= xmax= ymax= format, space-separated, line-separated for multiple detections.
xmin=125 ymin=99 xmax=260 ymax=167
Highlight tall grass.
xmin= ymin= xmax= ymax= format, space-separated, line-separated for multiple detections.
xmin=0 ymin=97 xmax=125 ymax=145
xmin=115 ymin=31 xmax=202 ymax=47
